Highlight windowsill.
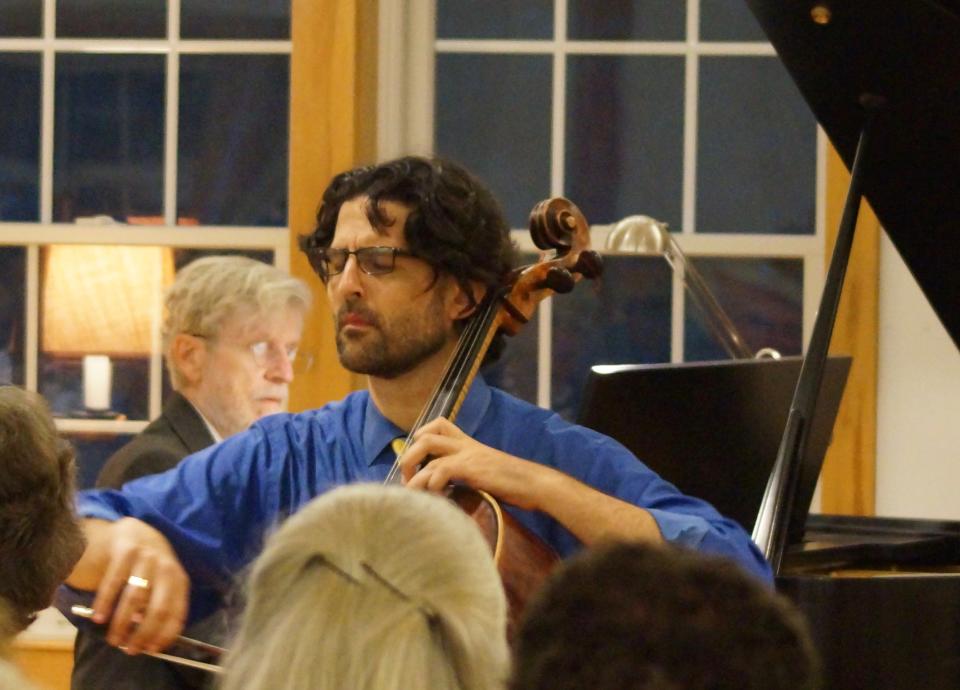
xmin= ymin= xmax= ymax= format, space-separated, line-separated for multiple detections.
xmin=16 ymin=607 xmax=76 ymax=644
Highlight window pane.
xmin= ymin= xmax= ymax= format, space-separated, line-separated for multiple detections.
xmin=40 ymin=355 xmax=151 ymax=420
xmin=172 ymin=247 xmax=275 ymax=271
xmin=65 ymin=432 xmax=136 ymax=489
xmin=0 ymin=0 xmax=42 ymax=37
xmin=178 ymin=55 xmax=289 ymax=226
xmin=568 ymin=0 xmax=684 ymax=41
xmin=684 ymin=257 xmax=803 ymax=361
xmin=700 ymin=0 xmax=766 ymax=42
xmin=181 ymin=0 xmax=290 ymax=40
xmin=0 ymin=247 xmax=26 ymax=385
xmin=39 ymin=245 xmax=172 ymax=420
xmin=553 ymin=255 xmax=672 ymax=421
xmin=0 ymin=53 xmax=40 ymax=221
xmin=437 ymin=0 xmax=552 ymax=40
xmin=696 ymin=57 xmax=816 ymax=234
xmin=566 ymin=56 xmax=684 ymax=227
xmin=483 ymin=252 xmax=539 ymax=406
xmin=56 ymin=0 xmax=166 ymax=38
xmin=436 ymin=54 xmax=551 ymax=228
xmin=54 ymin=54 xmax=165 ymax=222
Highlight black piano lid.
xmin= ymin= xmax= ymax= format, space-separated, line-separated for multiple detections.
xmin=746 ymin=0 xmax=960 ymax=349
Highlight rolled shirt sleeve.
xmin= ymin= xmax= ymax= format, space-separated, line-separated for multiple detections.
xmin=475 ymin=388 xmax=773 ymax=583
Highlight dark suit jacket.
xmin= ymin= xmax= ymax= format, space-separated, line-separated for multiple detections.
xmin=72 ymin=392 xmax=219 ymax=690
xmin=96 ymin=391 xmax=215 ymax=489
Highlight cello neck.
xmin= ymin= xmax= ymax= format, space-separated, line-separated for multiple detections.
xmin=383 ymin=291 xmax=502 ymax=484
xmin=383 ymin=195 xmax=601 ymax=486
xmin=418 ymin=291 xmax=503 ymax=426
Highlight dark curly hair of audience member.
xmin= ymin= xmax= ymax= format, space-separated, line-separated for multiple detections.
xmin=300 ymin=156 xmax=518 ymax=363
xmin=0 ymin=386 xmax=85 ymax=639
xmin=511 ymin=542 xmax=821 ymax=690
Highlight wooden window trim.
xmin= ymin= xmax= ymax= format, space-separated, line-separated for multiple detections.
xmin=820 ymin=143 xmax=879 ymax=515
xmin=288 ymin=0 xmax=378 ymax=411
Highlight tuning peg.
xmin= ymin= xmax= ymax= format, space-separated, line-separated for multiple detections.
xmin=540 ymin=267 xmax=576 ymax=293
xmin=573 ymin=250 xmax=603 ymax=279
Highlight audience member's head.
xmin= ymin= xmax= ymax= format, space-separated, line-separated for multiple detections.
xmin=163 ymin=255 xmax=312 ymax=437
xmin=221 ymin=484 xmax=509 ymax=690
xmin=0 ymin=386 xmax=84 ymax=646
xmin=511 ymin=542 xmax=820 ymax=690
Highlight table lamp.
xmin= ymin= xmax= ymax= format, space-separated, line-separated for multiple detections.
xmin=42 ymin=244 xmax=174 ymax=417
xmin=605 ymin=216 xmax=780 ymax=360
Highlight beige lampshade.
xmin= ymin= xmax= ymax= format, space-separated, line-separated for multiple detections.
xmin=42 ymin=245 xmax=175 ymax=357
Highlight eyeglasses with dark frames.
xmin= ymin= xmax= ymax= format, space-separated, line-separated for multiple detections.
xmin=302 ymin=244 xmax=417 ymax=282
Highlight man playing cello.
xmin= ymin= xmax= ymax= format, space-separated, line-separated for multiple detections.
xmin=66 ymin=156 xmax=770 ymax=660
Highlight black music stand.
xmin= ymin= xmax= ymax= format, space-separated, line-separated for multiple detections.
xmin=746 ymin=0 xmax=960 ymax=572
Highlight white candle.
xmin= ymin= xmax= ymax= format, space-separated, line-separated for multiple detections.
xmin=83 ymin=355 xmax=112 ymax=411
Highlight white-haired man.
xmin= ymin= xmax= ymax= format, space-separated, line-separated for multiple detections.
xmin=72 ymin=255 xmax=311 ymax=690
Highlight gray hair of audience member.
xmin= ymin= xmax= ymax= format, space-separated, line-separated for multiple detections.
xmin=511 ymin=542 xmax=821 ymax=690
xmin=0 ymin=387 xmax=85 ymax=645
xmin=220 ymin=484 xmax=510 ymax=690
xmin=162 ymin=256 xmax=312 ymax=389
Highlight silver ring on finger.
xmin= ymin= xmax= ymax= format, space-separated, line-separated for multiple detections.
xmin=126 ymin=575 xmax=151 ymax=590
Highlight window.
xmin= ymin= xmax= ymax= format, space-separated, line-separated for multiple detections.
xmin=0 ymin=0 xmax=292 ymax=486
xmin=381 ymin=0 xmax=823 ymax=421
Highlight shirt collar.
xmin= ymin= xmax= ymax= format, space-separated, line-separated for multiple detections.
xmin=183 ymin=397 xmax=223 ymax=443
xmin=362 ymin=375 xmax=493 ymax=467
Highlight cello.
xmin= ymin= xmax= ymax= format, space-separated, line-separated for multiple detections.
xmin=383 ymin=196 xmax=602 ymax=637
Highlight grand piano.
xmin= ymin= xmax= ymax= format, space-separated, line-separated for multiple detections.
xmin=744 ymin=2 xmax=960 ymax=688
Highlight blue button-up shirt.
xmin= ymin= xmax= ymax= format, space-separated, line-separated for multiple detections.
xmin=78 ymin=378 xmax=771 ymax=617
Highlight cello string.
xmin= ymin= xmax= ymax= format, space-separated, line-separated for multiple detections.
xmin=413 ymin=290 xmax=494 ymax=427
xmin=383 ymin=292 xmax=499 ymax=484
xmin=433 ymin=293 xmax=501 ymax=419
xmin=383 ymin=294 xmax=486 ymax=482
xmin=427 ymin=297 xmax=496 ymax=420
xmin=384 ymin=298 xmax=494 ymax=483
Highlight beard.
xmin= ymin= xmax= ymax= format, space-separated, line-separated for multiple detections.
xmin=335 ymin=295 xmax=451 ymax=379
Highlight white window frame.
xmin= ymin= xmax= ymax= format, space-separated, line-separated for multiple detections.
xmin=378 ymin=0 xmax=825 ymax=410
xmin=0 ymin=0 xmax=292 ymax=435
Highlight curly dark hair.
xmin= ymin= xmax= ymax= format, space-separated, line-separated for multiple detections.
xmin=0 ymin=386 xmax=85 ymax=638
xmin=511 ymin=542 xmax=821 ymax=690
xmin=300 ymin=156 xmax=519 ymax=363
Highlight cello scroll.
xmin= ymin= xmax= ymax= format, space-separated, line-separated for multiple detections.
xmin=498 ymin=197 xmax=603 ymax=336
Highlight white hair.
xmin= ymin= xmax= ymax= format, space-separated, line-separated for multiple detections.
xmin=163 ymin=256 xmax=311 ymax=389
xmin=220 ymin=484 xmax=510 ymax=690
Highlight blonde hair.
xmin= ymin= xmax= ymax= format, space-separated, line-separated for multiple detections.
xmin=163 ymin=256 xmax=312 ymax=389
xmin=220 ymin=485 xmax=509 ymax=690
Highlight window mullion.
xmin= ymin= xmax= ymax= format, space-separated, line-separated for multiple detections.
xmin=152 ymin=0 xmax=175 ymax=417
xmin=40 ymin=0 xmax=55 ymax=224
xmin=25 ymin=245 xmax=40 ymax=391
xmin=163 ymin=0 xmax=181 ymax=227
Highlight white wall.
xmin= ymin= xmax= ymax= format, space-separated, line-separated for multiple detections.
xmin=875 ymin=233 xmax=960 ymax=519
